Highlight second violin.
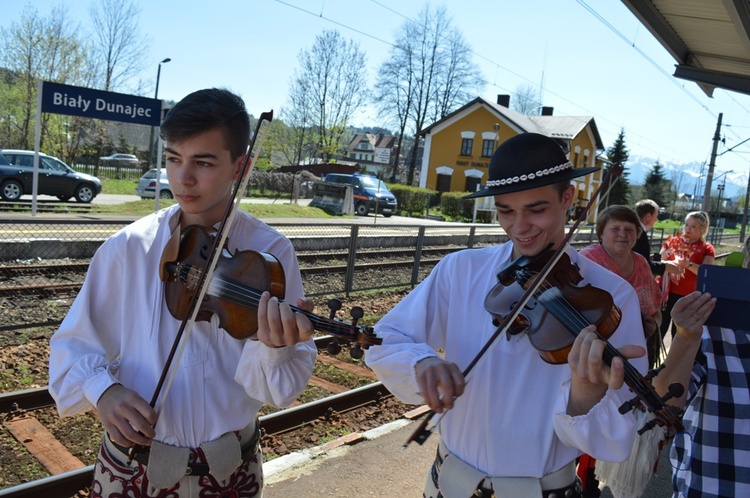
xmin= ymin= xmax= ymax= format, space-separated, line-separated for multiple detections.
xmin=484 ymin=248 xmax=685 ymax=435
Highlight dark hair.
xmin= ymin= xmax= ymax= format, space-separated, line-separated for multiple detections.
xmin=634 ymin=199 xmax=658 ymax=219
xmin=553 ymin=180 xmax=572 ymax=199
xmin=160 ymin=88 xmax=250 ymax=160
xmin=595 ymin=205 xmax=643 ymax=240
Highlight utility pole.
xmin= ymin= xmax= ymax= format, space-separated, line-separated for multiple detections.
xmin=702 ymin=112 xmax=723 ymax=210
xmin=741 ymin=170 xmax=750 ymax=242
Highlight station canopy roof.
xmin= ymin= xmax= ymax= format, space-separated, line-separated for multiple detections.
xmin=622 ymin=0 xmax=750 ymax=96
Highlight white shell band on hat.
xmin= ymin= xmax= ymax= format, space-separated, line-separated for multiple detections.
xmin=485 ymin=161 xmax=574 ymax=187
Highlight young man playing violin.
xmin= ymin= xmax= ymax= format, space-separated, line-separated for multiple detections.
xmin=49 ymin=88 xmax=317 ymax=497
xmin=365 ymin=133 xmax=649 ymax=498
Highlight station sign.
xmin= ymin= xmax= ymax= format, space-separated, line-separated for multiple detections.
xmin=41 ymin=81 xmax=161 ymax=126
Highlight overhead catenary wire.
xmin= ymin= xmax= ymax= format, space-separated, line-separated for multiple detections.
xmin=276 ymin=0 xmax=750 ymax=167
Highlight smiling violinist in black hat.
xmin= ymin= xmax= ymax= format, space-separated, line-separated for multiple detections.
xmin=365 ymin=133 xmax=648 ymax=498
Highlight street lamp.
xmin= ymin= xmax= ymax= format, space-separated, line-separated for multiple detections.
xmin=148 ymin=57 xmax=171 ymax=166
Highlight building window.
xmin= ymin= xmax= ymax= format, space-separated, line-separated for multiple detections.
xmin=460 ymin=138 xmax=473 ymax=156
xmin=465 ymin=176 xmax=481 ymax=193
xmin=481 ymin=139 xmax=494 ymax=158
xmin=573 ymin=152 xmax=579 ymax=167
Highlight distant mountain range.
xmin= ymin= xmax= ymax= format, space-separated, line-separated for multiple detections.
xmin=624 ymin=154 xmax=745 ymax=199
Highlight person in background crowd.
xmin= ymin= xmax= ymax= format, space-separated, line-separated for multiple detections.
xmin=577 ymin=205 xmax=664 ymax=496
xmin=366 ymin=133 xmax=648 ymax=498
xmin=581 ymin=205 xmax=664 ymax=347
xmin=653 ymin=291 xmax=750 ymax=497
xmin=658 ymin=212 xmax=714 ymax=340
xmin=632 ymin=199 xmax=683 ymax=277
xmin=49 ymin=88 xmax=317 ymax=497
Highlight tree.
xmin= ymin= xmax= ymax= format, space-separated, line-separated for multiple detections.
xmin=512 ymin=83 xmax=541 ymax=116
xmin=287 ymin=30 xmax=368 ymax=163
xmin=374 ymin=39 xmax=415 ymax=182
xmin=88 ymin=0 xmax=149 ymax=92
xmin=431 ymin=26 xmax=484 ymax=122
xmin=643 ymin=160 xmax=669 ymax=207
xmin=601 ymin=129 xmax=631 ymax=208
xmin=274 ymin=94 xmax=316 ymax=167
xmin=374 ymin=3 xmax=483 ymax=185
xmin=0 ymin=4 xmax=87 ymax=151
xmin=669 ymin=166 xmax=690 ymax=211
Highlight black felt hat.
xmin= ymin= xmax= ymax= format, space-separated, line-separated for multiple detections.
xmin=463 ymin=132 xmax=599 ymax=199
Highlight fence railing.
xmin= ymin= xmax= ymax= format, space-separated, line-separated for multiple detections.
xmin=0 ymin=218 xmax=730 ymax=300
xmin=74 ymin=164 xmax=144 ymax=181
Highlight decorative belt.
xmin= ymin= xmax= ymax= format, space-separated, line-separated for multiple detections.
xmin=435 ymin=442 xmax=582 ymax=498
xmin=108 ymin=423 xmax=260 ymax=477
xmin=471 ymin=481 xmax=582 ymax=498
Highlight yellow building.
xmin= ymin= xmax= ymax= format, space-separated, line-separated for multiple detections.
xmin=418 ymin=95 xmax=606 ymax=222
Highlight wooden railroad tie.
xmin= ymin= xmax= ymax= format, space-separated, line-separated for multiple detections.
xmin=5 ymin=416 xmax=85 ymax=474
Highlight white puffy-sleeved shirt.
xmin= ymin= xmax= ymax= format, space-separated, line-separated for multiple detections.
xmin=365 ymin=243 xmax=648 ymax=478
xmin=49 ymin=205 xmax=317 ymax=448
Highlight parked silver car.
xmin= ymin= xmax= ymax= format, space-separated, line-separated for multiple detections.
xmin=100 ymin=153 xmax=139 ymax=164
xmin=135 ymin=168 xmax=172 ymax=199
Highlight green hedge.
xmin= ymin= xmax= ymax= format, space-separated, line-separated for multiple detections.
xmin=440 ymin=191 xmax=473 ymax=221
xmin=389 ymin=184 xmax=437 ymax=217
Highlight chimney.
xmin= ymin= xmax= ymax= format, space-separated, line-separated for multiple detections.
xmin=497 ymin=94 xmax=510 ymax=107
xmin=541 ymin=106 xmax=554 ymax=116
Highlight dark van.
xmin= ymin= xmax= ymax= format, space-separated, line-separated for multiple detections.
xmin=323 ymin=173 xmax=398 ymax=217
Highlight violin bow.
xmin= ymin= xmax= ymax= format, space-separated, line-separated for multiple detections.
xmin=127 ymin=112 xmax=273 ymax=463
xmin=406 ymin=164 xmax=624 ymax=446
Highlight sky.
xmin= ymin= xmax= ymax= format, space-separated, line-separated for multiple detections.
xmin=4 ymin=0 xmax=750 ymax=195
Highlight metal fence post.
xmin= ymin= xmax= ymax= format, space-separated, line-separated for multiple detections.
xmin=468 ymin=226 xmax=476 ymax=249
xmin=411 ymin=226 xmax=426 ymax=288
xmin=344 ymin=225 xmax=359 ymax=297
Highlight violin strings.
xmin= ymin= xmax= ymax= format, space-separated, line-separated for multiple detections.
xmin=538 ymin=286 xmax=649 ymax=391
xmin=520 ymin=269 xmax=652 ymax=395
xmin=181 ymin=265 xmax=357 ymax=337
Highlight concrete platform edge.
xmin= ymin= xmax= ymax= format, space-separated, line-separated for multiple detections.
xmin=263 ymin=418 xmax=413 ymax=483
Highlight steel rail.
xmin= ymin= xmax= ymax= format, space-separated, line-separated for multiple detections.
xmin=0 ymin=336 xmax=337 ymax=415
xmin=0 ymin=380 xmax=392 ymax=498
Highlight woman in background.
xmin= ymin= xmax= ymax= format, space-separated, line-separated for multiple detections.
xmin=580 ymin=205 xmax=665 ymax=363
xmin=658 ymin=211 xmax=714 ymax=340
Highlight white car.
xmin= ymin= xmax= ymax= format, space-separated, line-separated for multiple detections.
xmin=135 ymin=169 xmax=172 ymax=199
xmin=100 ymin=153 xmax=139 ymax=164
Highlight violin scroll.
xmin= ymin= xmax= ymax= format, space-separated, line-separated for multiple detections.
xmin=323 ymin=299 xmax=381 ymax=359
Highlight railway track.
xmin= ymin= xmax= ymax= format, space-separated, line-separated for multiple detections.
xmin=0 ymin=336 xmax=421 ymax=497
xmin=0 ymin=246 xmax=451 ymax=299
xmin=2 ymin=234 xmax=741 ymax=300
xmin=0 ymin=246 xmax=455 ymax=276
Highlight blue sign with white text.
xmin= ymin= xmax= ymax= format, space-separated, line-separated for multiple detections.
xmin=41 ymin=81 xmax=161 ymax=126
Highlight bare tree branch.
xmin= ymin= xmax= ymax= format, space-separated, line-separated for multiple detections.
xmin=512 ymin=83 xmax=541 ymax=116
xmin=375 ymin=4 xmax=483 ymax=185
xmin=288 ymin=30 xmax=368 ymax=163
xmin=88 ymin=0 xmax=149 ymax=92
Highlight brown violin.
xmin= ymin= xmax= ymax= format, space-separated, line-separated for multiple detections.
xmin=160 ymin=224 xmax=382 ymax=358
xmin=485 ymin=248 xmax=685 ymax=436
